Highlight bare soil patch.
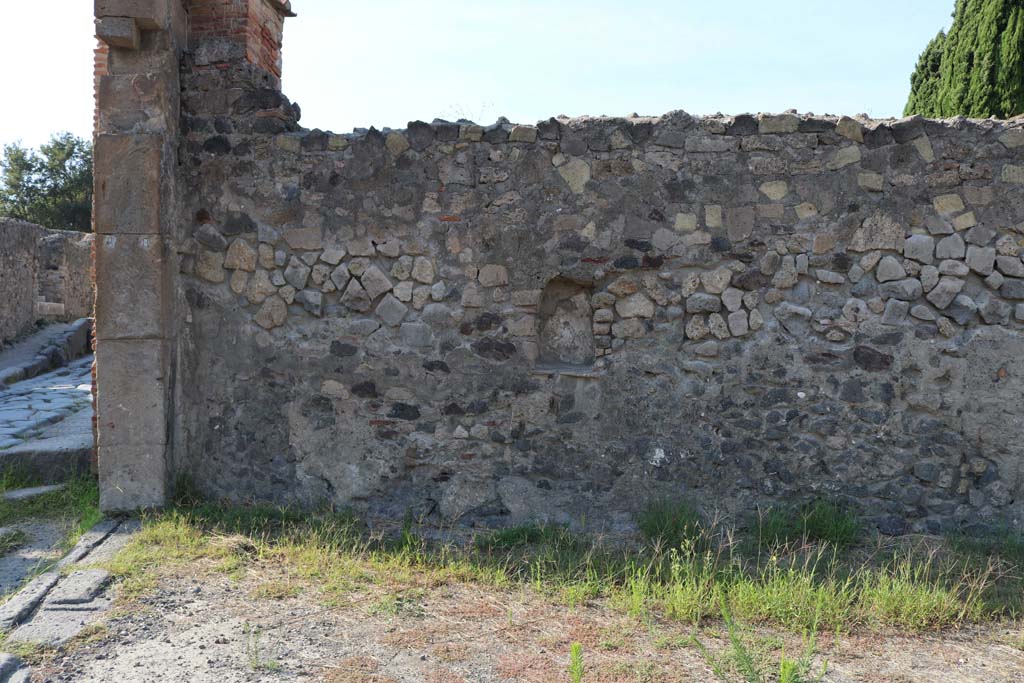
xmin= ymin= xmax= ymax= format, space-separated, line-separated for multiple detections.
xmin=31 ymin=561 xmax=1024 ymax=683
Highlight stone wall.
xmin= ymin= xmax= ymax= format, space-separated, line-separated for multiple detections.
xmin=95 ymin=0 xmax=1024 ymax=533
xmin=0 ymin=220 xmax=94 ymax=344
xmin=0 ymin=219 xmax=42 ymax=345
xmin=37 ymin=230 xmax=95 ymax=321
xmin=172 ymin=86 xmax=1024 ymax=533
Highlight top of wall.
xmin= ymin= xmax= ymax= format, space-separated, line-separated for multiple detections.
xmin=292 ymin=109 xmax=1024 ymax=149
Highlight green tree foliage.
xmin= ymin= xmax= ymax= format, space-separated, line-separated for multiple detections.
xmin=0 ymin=133 xmax=93 ymax=232
xmin=905 ymin=31 xmax=948 ymax=117
xmin=905 ymin=0 xmax=1024 ymax=119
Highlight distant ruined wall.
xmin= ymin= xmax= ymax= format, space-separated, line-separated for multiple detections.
xmin=0 ymin=220 xmax=94 ymax=344
xmin=37 ymin=230 xmax=95 ymax=321
xmin=95 ymin=0 xmax=1024 ymax=533
xmin=0 ymin=219 xmax=42 ymax=345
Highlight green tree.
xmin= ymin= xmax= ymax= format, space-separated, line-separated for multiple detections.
xmin=905 ymin=0 xmax=1024 ymax=119
xmin=905 ymin=31 xmax=948 ymax=117
xmin=0 ymin=133 xmax=93 ymax=232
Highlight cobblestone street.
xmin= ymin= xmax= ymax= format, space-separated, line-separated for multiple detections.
xmin=0 ymin=357 xmax=92 ymax=451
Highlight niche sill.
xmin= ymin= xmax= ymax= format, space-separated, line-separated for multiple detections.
xmin=531 ymin=362 xmax=605 ymax=379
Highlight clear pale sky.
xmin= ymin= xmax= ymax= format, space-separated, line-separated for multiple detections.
xmin=1 ymin=0 xmax=953 ymax=151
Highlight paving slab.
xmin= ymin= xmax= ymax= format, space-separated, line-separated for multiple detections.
xmin=0 ymin=319 xmax=92 ymax=390
xmin=0 ymin=323 xmax=75 ymax=373
xmin=0 ymin=653 xmax=22 ymax=678
xmin=0 ymin=355 xmax=93 ymax=446
xmin=0 ymin=519 xmax=66 ymax=597
xmin=2 ymin=484 xmax=65 ymax=502
xmin=0 ymin=355 xmax=94 ymax=483
xmin=78 ymin=518 xmax=141 ymax=565
xmin=0 ymin=426 xmax=92 ymax=485
xmin=0 ymin=517 xmax=138 ymax=648
xmin=48 ymin=569 xmax=110 ymax=605
xmin=0 ymin=572 xmax=59 ymax=630
xmin=57 ymin=518 xmax=120 ymax=568
xmin=7 ymin=594 xmax=113 ymax=646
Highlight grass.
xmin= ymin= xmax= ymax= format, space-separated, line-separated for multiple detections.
xmin=370 ymin=590 xmax=425 ymax=618
xmin=0 ymin=529 xmax=28 ymax=556
xmin=99 ymin=495 xmax=1024 ymax=641
xmin=475 ymin=523 xmax=565 ymax=550
xmin=243 ymin=622 xmax=281 ymax=672
xmin=568 ymin=642 xmax=585 ymax=683
xmin=636 ymin=498 xmax=710 ymax=553
xmin=754 ymin=501 xmax=861 ymax=550
xmin=0 ymin=470 xmax=101 ymax=553
xmin=697 ymin=602 xmax=828 ymax=683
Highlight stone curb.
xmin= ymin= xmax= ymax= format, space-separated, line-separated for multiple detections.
xmin=1 ymin=485 xmax=64 ymax=502
xmin=0 ymin=438 xmax=93 ymax=487
xmin=0 ymin=654 xmax=23 ymax=681
xmin=57 ymin=518 xmax=120 ymax=569
xmin=0 ymin=318 xmax=92 ymax=387
xmin=0 ymin=572 xmax=59 ymax=630
xmin=0 ymin=517 xmax=134 ymax=654
xmin=0 ymin=518 xmax=121 ymax=634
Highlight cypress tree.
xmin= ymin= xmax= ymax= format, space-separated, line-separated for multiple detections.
xmin=905 ymin=31 xmax=948 ymax=117
xmin=904 ymin=0 xmax=1024 ymax=119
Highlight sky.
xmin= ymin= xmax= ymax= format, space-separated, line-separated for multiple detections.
xmin=0 ymin=0 xmax=953 ymax=151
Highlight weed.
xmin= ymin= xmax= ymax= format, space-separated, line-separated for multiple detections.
xmin=610 ymin=660 xmax=658 ymax=682
xmin=698 ymin=602 xmax=827 ymax=683
xmin=637 ymin=498 xmax=706 ymax=550
xmin=0 ymin=474 xmax=101 ymax=549
xmin=243 ymin=622 xmax=281 ymax=672
xmin=475 ymin=524 xmax=562 ymax=550
xmin=653 ymin=632 xmax=699 ymax=650
xmin=947 ymin=525 xmax=1024 ymax=617
xmin=370 ymin=590 xmax=425 ymax=618
xmin=858 ymin=547 xmax=990 ymax=629
xmin=949 ymin=524 xmax=1024 ymax=567
xmin=755 ymin=501 xmax=861 ymax=551
xmin=0 ymin=639 xmax=49 ymax=663
xmin=0 ymin=529 xmax=27 ymax=556
xmin=568 ymin=641 xmax=584 ymax=683
xmin=251 ymin=579 xmax=301 ymax=600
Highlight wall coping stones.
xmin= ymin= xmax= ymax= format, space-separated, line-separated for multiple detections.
xmin=269 ymin=111 xmax=1023 ymax=151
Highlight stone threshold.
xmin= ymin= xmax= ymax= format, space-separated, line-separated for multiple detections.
xmin=0 ymin=516 xmax=141 ymax=680
xmin=0 ymin=319 xmax=93 ymax=387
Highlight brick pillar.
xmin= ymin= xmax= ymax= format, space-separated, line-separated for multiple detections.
xmin=187 ymin=0 xmax=294 ymax=86
xmin=93 ymin=0 xmax=187 ymax=511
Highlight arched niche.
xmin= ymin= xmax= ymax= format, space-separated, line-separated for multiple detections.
xmin=537 ymin=277 xmax=595 ymax=367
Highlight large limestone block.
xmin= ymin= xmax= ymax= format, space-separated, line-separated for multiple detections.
xmin=94 ymin=134 xmax=162 ymax=234
xmin=96 ymin=339 xmax=168 ymax=448
xmin=94 ymin=234 xmax=168 ymax=340
xmin=95 ymin=0 xmax=167 ymax=30
xmin=99 ymin=444 xmax=167 ymax=512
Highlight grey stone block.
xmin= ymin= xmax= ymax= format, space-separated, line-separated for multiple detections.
xmin=0 ymin=573 xmax=59 ymax=630
xmin=48 ymin=570 xmax=110 ymax=605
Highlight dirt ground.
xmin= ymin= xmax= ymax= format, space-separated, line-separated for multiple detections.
xmin=30 ymin=562 xmax=1024 ymax=683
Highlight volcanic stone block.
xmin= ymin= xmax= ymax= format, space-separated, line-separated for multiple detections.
xmin=94 ymin=134 xmax=162 ymax=235
xmin=95 ymin=0 xmax=166 ymax=29
xmin=96 ymin=16 xmax=139 ymax=49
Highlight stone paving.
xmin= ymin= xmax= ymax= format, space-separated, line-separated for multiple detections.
xmin=0 ymin=356 xmax=92 ymax=452
xmin=0 ymin=516 xmax=138 ymax=681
